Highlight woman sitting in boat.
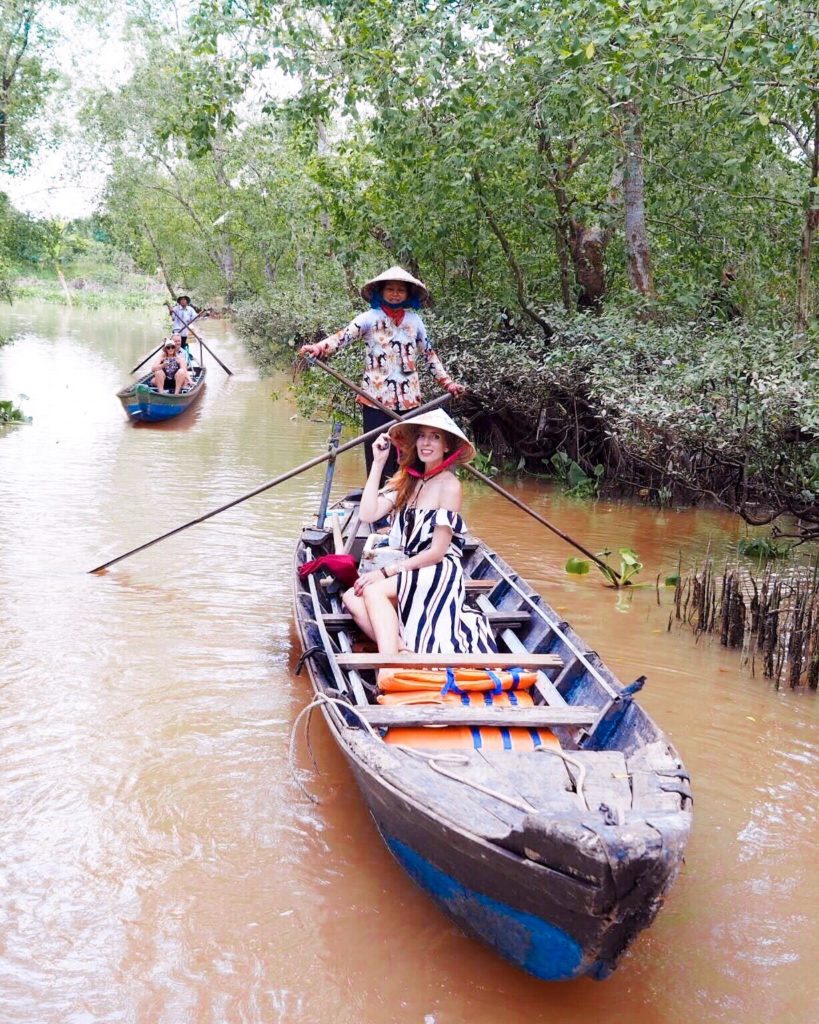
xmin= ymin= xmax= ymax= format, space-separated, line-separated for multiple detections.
xmin=342 ymin=408 xmax=495 ymax=656
xmin=151 ymin=340 xmax=191 ymax=395
xmin=171 ymin=333 xmax=196 ymax=369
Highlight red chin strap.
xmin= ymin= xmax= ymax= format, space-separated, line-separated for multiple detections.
xmin=405 ymin=445 xmax=468 ymax=479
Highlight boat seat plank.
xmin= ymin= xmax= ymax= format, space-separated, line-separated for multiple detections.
xmin=354 ymin=705 xmax=597 ymax=728
xmin=465 ymin=579 xmax=498 ymax=591
xmin=321 ymin=610 xmax=531 ymax=630
xmin=322 ymin=576 xmax=497 ymax=592
xmin=336 ymin=652 xmax=563 ymax=670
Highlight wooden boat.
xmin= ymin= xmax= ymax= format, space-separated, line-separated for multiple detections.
xmin=116 ymin=365 xmax=206 ymax=422
xmin=292 ymin=490 xmax=692 ymax=981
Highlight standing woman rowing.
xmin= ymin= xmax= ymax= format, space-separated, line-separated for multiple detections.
xmin=342 ymin=409 xmax=495 ymax=656
xmin=298 ymin=266 xmax=465 ymax=481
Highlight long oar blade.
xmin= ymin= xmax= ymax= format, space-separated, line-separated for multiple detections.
xmin=198 ymin=336 xmax=233 ymax=376
xmin=88 ymin=393 xmax=450 ymax=574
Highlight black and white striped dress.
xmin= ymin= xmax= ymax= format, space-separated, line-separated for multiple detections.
xmin=392 ymin=507 xmax=496 ymax=655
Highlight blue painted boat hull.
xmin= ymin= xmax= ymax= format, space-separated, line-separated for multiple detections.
xmin=117 ymin=366 xmax=206 ymax=422
xmin=385 ymin=834 xmax=588 ymax=980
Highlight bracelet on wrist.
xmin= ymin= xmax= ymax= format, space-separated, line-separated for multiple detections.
xmin=380 ymin=566 xmax=389 ymax=579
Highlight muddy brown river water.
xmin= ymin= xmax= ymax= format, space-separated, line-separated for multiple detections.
xmin=0 ymin=304 xmax=816 ymax=1023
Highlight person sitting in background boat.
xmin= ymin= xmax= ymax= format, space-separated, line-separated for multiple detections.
xmin=171 ymin=333 xmax=196 ymax=369
xmin=151 ymin=340 xmax=191 ymax=395
xmin=298 ymin=266 xmax=465 ymax=483
xmin=342 ymin=408 xmax=495 ymax=656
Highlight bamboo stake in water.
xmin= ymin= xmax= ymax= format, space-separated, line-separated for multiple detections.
xmin=88 ymin=393 xmax=451 ymax=574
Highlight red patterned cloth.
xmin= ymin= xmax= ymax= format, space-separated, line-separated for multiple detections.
xmin=382 ymin=305 xmax=406 ymax=327
xmin=298 ymin=554 xmax=359 ymax=588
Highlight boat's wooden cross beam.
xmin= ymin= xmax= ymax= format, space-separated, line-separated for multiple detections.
xmin=321 ymin=610 xmax=532 ymax=630
xmin=321 ymin=577 xmax=499 ymax=592
xmin=356 ymin=705 xmax=597 ymax=728
xmin=335 ymin=653 xmax=563 ymax=670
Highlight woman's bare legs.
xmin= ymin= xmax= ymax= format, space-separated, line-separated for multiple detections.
xmin=342 ymin=587 xmax=376 ymax=643
xmin=344 ymin=577 xmax=409 ymax=653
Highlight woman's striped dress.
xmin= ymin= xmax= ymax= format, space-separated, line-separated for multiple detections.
xmin=392 ymin=508 xmax=496 ymax=654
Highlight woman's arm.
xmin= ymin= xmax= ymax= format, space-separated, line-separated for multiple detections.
xmin=358 ymin=433 xmax=396 ymax=523
xmin=299 ymin=314 xmax=366 ymax=359
xmin=417 ymin=321 xmax=466 ymax=396
xmin=386 ymin=525 xmax=452 ymax=575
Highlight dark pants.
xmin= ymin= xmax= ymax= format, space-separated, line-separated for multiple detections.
xmin=362 ymin=404 xmax=400 ymax=485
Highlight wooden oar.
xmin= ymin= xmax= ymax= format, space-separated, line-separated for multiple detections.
xmin=169 ymin=307 xmax=234 ymax=376
xmin=307 ymin=358 xmax=617 ymax=583
xmin=130 ymin=307 xmax=210 ymax=374
xmin=88 ymin=393 xmax=451 ymax=574
xmin=193 ymin=331 xmax=233 ymax=376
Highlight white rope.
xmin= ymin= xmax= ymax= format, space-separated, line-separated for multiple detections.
xmin=288 ymin=694 xmax=381 ymax=805
xmin=397 ymin=746 xmax=536 ymax=814
xmin=535 ymin=747 xmax=589 ymax=810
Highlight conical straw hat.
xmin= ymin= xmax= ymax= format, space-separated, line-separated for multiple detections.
xmin=387 ymin=408 xmax=476 ymax=464
xmin=360 ymin=265 xmax=430 ymax=306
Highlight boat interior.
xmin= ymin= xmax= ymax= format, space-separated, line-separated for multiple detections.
xmin=135 ymin=364 xmax=204 ymax=394
xmin=295 ymin=492 xmax=692 ymax=849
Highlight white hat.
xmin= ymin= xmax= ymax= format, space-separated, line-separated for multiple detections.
xmin=387 ymin=408 xmax=476 ymax=464
xmin=360 ymin=265 xmax=430 ymax=306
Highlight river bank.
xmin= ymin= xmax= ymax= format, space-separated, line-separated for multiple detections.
xmin=0 ymin=303 xmax=816 ymax=1022
xmin=238 ymin=298 xmax=819 ymax=547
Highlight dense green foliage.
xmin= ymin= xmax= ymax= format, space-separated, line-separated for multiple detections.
xmin=4 ymin=1 xmax=817 ymax=532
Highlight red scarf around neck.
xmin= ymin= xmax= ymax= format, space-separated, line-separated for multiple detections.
xmin=382 ymin=305 xmax=406 ymax=327
xmin=406 ymin=446 xmax=467 ymax=479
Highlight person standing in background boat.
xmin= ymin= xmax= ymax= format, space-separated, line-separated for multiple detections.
xmin=166 ymin=296 xmax=198 ymax=361
xmin=298 ymin=266 xmax=465 ymax=481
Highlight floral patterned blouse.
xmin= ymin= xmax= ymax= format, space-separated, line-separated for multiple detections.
xmin=315 ymin=308 xmax=455 ymax=410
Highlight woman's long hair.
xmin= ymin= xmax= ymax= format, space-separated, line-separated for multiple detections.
xmin=385 ymin=428 xmax=460 ymax=510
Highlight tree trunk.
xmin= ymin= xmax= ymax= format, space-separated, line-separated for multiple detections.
xmin=620 ymin=101 xmax=656 ymax=299
xmin=211 ymin=132 xmax=237 ymax=304
xmin=570 ymin=222 xmax=611 ymax=312
xmin=473 ymin=170 xmax=552 ymax=340
xmin=796 ymin=101 xmax=819 ymax=336
xmin=55 ymin=265 xmax=72 ymax=306
xmin=219 ymin=249 xmax=236 ymax=304
xmin=554 ymin=220 xmax=574 ymax=310
xmin=142 ymin=221 xmax=176 ymax=300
